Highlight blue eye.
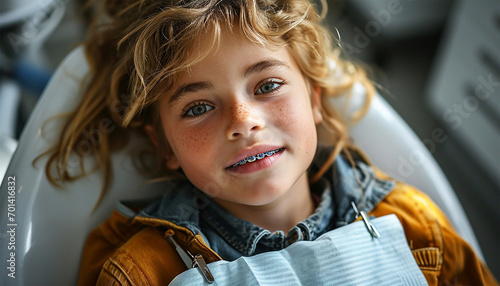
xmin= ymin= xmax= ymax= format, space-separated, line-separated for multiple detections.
xmin=186 ymin=103 xmax=214 ymax=117
xmin=256 ymin=81 xmax=282 ymax=95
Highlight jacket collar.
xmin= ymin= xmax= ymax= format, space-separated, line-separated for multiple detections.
xmin=131 ymin=182 xmax=208 ymax=236
xmin=323 ymin=151 xmax=395 ymax=227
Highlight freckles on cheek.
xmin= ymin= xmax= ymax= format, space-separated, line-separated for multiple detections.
xmin=276 ymin=102 xmax=297 ymax=128
xmin=274 ymin=103 xmax=287 ymax=125
xmin=176 ymin=127 xmax=212 ymax=153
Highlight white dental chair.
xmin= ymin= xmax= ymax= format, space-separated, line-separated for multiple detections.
xmin=0 ymin=46 xmax=483 ymax=285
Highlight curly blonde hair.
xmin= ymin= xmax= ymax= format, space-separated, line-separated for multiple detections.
xmin=39 ymin=0 xmax=374 ymax=206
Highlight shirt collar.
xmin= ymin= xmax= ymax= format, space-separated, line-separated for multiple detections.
xmin=137 ymin=181 xmax=206 ymax=236
xmin=198 ymin=178 xmax=334 ymax=255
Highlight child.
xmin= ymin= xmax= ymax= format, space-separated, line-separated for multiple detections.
xmin=43 ymin=0 xmax=496 ymax=284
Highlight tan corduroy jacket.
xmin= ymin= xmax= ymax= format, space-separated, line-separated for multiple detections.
xmin=78 ymin=177 xmax=498 ymax=285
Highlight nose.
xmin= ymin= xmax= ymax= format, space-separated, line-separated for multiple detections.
xmin=225 ymin=100 xmax=265 ymax=140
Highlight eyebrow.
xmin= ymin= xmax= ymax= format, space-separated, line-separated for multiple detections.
xmin=169 ymin=81 xmax=214 ymax=104
xmin=168 ymin=59 xmax=291 ymax=104
xmin=244 ymin=59 xmax=291 ymax=78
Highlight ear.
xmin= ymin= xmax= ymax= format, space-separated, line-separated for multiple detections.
xmin=145 ymin=124 xmax=159 ymax=147
xmin=144 ymin=124 xmax=181 ymax=170
xmin=311 ymin=86 xmax=323 ymax=124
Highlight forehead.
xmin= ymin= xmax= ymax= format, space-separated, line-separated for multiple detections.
xmin=175 ymin=28 xmax=292 ymax=82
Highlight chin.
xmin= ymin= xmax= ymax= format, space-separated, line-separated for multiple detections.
xmin=241 ymin=187 xmax=289 ymax=206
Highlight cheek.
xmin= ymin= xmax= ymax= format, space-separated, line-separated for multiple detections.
xmin=169 ymin=124 xmax=216 ymax=163
xmin=275 ymin=102 xmax=294 ymax=128
xmin=273 ymin=96 xmax=316 ymax=131
xmin=273 ymin=96 xmax=318 ymax=155
xmin=181 ymin=130 xmax=209 ymax=150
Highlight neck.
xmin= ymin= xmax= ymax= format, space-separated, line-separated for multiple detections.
xmin=215 ymin=173 xmax=315 ymax=232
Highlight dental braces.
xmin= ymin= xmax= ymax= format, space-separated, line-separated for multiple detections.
xmin=231 ymin=148 xmax=284 ymax=168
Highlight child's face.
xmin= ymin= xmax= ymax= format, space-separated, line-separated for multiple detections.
xmin=154 ymin=29 xmax=322 ymax=208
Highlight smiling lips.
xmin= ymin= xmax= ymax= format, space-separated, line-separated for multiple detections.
xmin=228 ymin=147 xmax=284 ymax=168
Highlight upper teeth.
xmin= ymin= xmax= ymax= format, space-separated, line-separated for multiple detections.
xmin=231 ymin=148 xmax=283 ymax=167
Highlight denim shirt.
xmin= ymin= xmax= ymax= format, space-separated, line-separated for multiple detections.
xmin=138 ymin=153 xmax=395 ymax=261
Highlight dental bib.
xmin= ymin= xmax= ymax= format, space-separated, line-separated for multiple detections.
xmin=169 ymin=214 xmax=428 ymax=285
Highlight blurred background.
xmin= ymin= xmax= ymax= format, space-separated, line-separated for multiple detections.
xmin=0 ymin=0 xmax=498 ymax=279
